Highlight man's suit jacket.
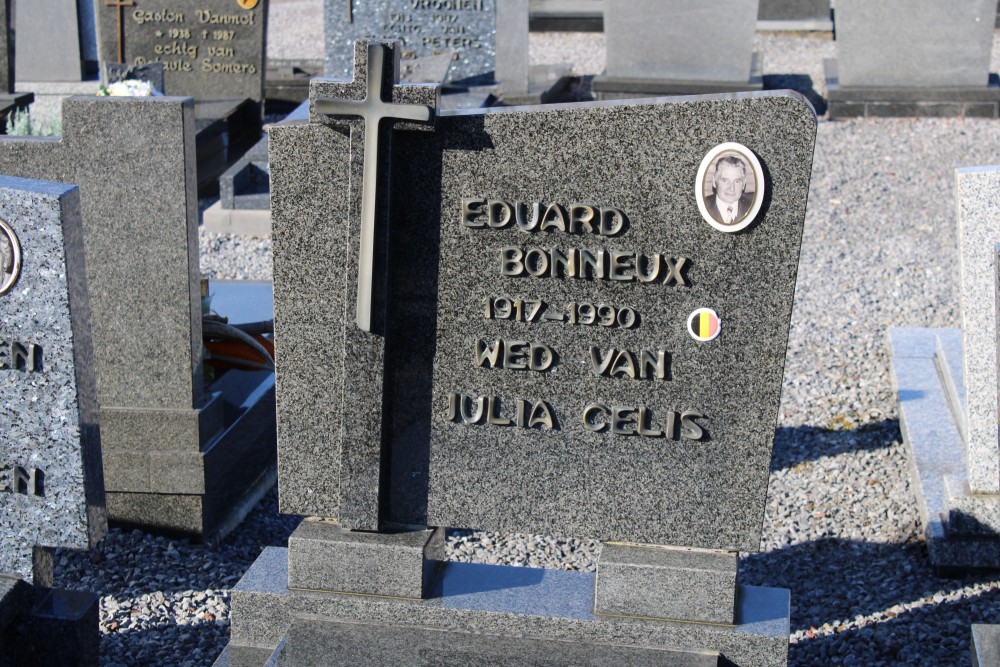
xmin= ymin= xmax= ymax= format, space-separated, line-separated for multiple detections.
xmin=705 ymin=192 xmax=754 ymax=225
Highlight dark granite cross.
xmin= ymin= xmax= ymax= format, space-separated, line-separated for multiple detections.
xmin=104 ymin=0 xmax=135 ymax=64
xmin=314 ymin=41 xmax=435 ymax=332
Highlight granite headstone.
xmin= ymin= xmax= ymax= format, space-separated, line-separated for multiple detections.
xmin=889 ymin=165 xmax=1000 ymax=570
xmin=93 ymin=0 xmax=270 ymax=193
xmin=324 ymin=0 xmax=496 ymax=83
xmin=594 ymin=0 xmax=762 ymax=99
xmin=0 ymin=96 xmax=276 ymax=543
xmin=827 ymin=0 xmax=1000 ymax=118
xmin=94 ymin=0 xmax=268 ymax=101
xmin=0 ymin=174 xmax=104 ymax=667
xmin=757 ymin=0 xmax=831 ymax=31
xmin=217 ymin=39 xmax=817 ymax=667
xmin=15 ymin=0 xmax=86 ymax=81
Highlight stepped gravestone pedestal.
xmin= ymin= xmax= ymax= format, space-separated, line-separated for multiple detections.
xmin=0 ymin=175 xmax=105 ymax=667
xmin=889 ymin=166 xmax=1000 ymax=570
xmin=594 ymin=0 xmax=762 ymax=100
xmin=94 ymin=0 xmax=270 ymax=193
xmin=215 ymin=39 xmax=817 ymax=666
xmin=828 ymin=0 xmax=1000 ymax=118
xmin=0 ymin=96 xmax=276 ymax=544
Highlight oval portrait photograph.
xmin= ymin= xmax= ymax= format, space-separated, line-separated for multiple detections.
xmin=0 ymin=219 xmax=22 ymax=296
xmin=695 ymin=142 xmax=765 ymax=233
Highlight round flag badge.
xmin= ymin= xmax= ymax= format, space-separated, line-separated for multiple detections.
xmin=687 ymin=308 xmax=720 ymax=342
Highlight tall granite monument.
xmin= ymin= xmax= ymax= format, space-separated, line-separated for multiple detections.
xmin=216 ymin=40 xmax=817 ymax=666
xmin=0 ymin=96 xmax=276 ymax=543
xmin=0 ymin=175 xmax=105 ymax=667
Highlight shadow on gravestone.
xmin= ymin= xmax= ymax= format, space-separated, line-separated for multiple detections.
xmin=0 ymin=96 xmax=276 ymax=545
xmin=0 ymin=176 xmax=104 ymax=667
xmin=218 ymin=39 xmax=817 ymax=667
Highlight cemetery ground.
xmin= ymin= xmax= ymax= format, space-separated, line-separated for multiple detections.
xmin=37 ymin=21 xmax=1000 ymax=667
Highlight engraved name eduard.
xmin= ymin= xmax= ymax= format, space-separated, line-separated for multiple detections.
xmin=447 ymin=197 xmax=707 ymax=441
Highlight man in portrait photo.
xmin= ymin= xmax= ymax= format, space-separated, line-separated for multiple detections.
xmin=704 ymin=154 xmax=754 ymax=226
xmin=0 ymin=228 xmax=16 ymax=293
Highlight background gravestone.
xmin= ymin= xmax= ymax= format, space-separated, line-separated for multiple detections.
xmin=218 ymin=40 xmax=816 ymax=667
xmin=94 ymin=0 xmax=270 ymax=193
xmin=827 ymin=0 xmax=1000 ymax=118
xmin=324 ymin=0 xmax=496 ymax=83
xmin=889 ymin=165 xmax=1000 ymax=570
xmin=94 ymin=0 xmax=268 ymax=101
xmin=15 ymin=0 xmax=87 ymax=81
xmin=0 ymin=174 xmax=104 ymax=667
xmin=0 ymin=96 xmax=276 ymax=543
xmin=757 ymin=0 xmax=831 ymax=31
xmin=594 ymin=0 xmax=762 ymax=99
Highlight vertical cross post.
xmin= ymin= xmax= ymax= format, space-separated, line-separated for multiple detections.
xmin=347 ymin=0 xmax=353 ymax=22
xmin=104 ymin=0 xmax=135 ymax=64
xmin=314 ymin=42 xmax=434 ymax=332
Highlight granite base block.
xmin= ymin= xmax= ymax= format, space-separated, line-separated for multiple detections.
xmin=287 ymin=522 xmax=442 ymax=598
xmin=888 ymin=327 xmax=1000 ymax=570
xmin=100 ymin=391 xmax=224 ymax=456
xmin=274 ymin=615 xmax=721 ymax=666
xmin=202 ymin=201 xmax=273 ymax=236
xmin=972 ymin=624 xmax=1000 ymax=667
xmin=3 ymin=587 xmax=99 ymax=667
xmin=225 ymin=547 xmax=789 ymax=667
xmin=595 ymin=543 xmax=738 ymax=624
xmin=825 ymin=59 xmax=1000 ymax=119
xmin=106 ymin=371 xmax=277 ymax=544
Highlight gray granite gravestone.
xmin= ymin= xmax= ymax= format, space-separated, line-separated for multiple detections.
xmin=15 ymin=0 xmax=86 ymax=81
xmin=889 ymin=166 xmax=1000 ymax=570
xmin=757 ymin=0 xmax=830 ymax=31
xmin=324 ymin=0 xmax=496 ymax=84
xmin=215 ymin=39 xmax=817 ymax=666
xmin=827 ymin=0 xmax=1000 ymax=118
xmin=594 ymin=0 xmax=762 ymax=100
xmin=93 ymin=0 xmax=270 ymax=193
xmin=0 ymin=175 xmax=104 ymax=667
xmin=0 ymin=96 xmax=276 ymax=543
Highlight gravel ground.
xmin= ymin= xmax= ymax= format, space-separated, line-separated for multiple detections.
xmin=44 ymin=8 xmax=1000 ymax=667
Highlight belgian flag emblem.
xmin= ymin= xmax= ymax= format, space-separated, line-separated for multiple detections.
xmin=687 ymin=308 xmax=720 ymax=342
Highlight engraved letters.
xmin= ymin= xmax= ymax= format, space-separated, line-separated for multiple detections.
xmin=0 ymin=341 xmax=41 ymax=372
xmin=0 ymin=464 xmax=45 ymax=496
xmin=451 ymin=194 xmax=710 ymax=441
